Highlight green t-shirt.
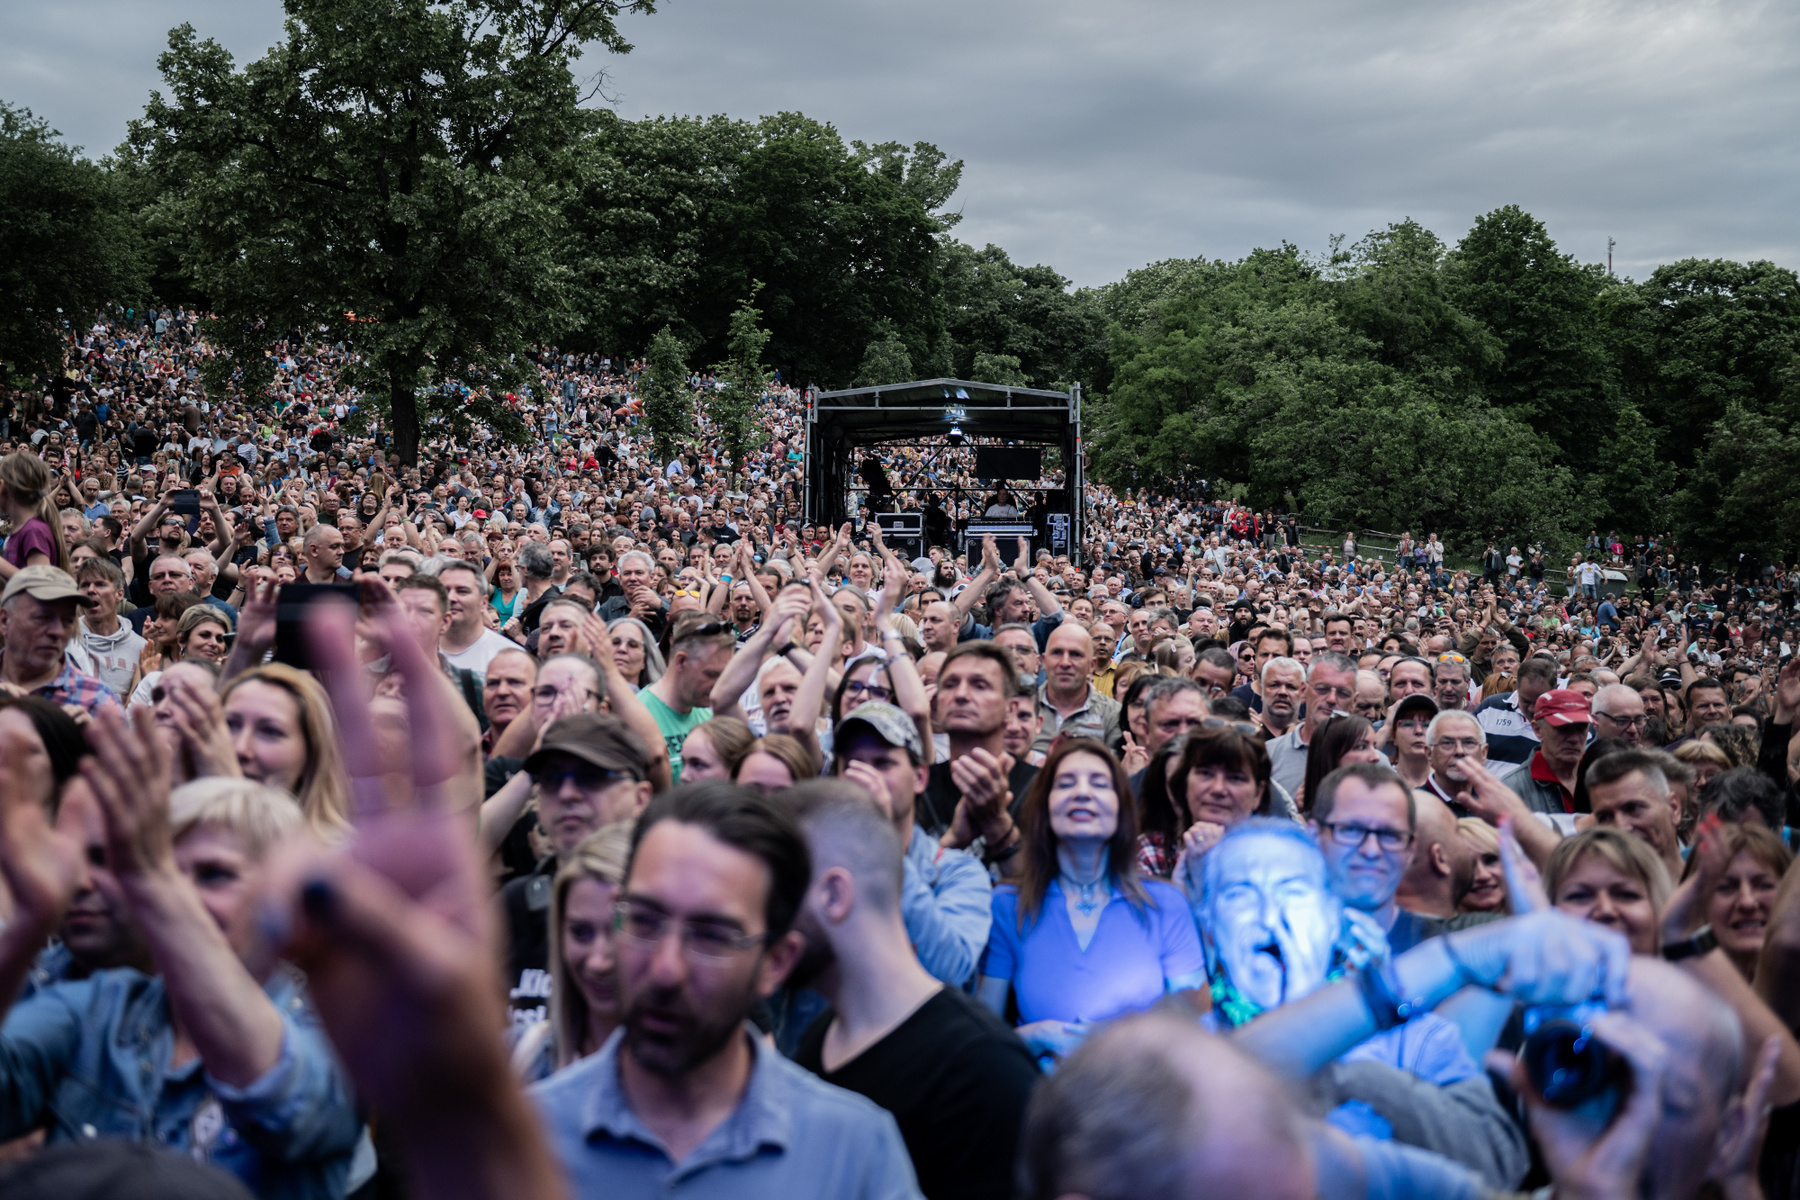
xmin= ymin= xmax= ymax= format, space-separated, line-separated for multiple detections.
xmin=640 ymin=690 xmax=711 ymax=783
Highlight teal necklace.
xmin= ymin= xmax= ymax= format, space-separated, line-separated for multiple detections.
xmin=1059 ymin=871 xmax=1108 ymax=917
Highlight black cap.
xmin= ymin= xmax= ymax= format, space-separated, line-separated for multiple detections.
xmin=523 ymin=712 xmax=650 ymax=780
xmin=1392 ymin=693 xmax=1439 ymax=724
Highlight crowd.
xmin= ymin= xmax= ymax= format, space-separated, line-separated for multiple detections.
xmin=0 ymin=304 xmax=1799 ymax=1200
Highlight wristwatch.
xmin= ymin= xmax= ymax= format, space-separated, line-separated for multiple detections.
xmin=773 ymin=640 xmax=796 ymax=658
xmin=1662 ymin=924 xmax=1718 ymax=962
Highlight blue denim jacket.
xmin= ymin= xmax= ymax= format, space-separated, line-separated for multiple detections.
xmin=0 ymin=966 xmax=362 ymax=1200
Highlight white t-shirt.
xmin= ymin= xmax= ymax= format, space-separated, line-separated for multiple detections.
xmin=441 ymin=628 xmax=519 ymax=678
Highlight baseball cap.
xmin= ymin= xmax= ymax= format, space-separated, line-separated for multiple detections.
xmin=1533 ymin=689 xmax=1592 ymax=727
xmin=522 ymin=712 xmax=650 ymax=780
xmin=835 ymin=701 xmax=923 ymax=762
xmin=1 ymin=566 xmax=95 ymax=609
xmin=1392 ymin=693 xmax=1439 ymax=724
xmin=473 ymin=509 xmax=487 ymax=519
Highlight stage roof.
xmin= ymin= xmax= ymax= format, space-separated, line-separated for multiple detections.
xmin=810 ymin=378 xmax=1075 ymax=443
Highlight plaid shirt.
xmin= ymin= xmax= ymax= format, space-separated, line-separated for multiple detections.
xmin=9 ymin=658 xmax=119 ymax=715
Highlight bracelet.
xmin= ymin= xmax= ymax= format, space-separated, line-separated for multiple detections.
xmin=1662 ymin=924 xmax=1718 ymax=962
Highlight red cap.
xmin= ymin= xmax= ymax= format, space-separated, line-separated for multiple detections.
xmin=473 ymin=509 xmax=488 ymax=519
xmin=1533 ymin=688 xmax=1592 ymax=726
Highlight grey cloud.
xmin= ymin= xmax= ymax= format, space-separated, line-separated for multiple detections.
xmin=5 ymin=0 xmax=1797 ymax=285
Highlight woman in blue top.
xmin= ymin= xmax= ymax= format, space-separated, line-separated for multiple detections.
xmin=978 ymin=738 xmax=1207 ymax=1060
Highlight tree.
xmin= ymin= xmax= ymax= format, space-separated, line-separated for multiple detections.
xmin=1631 ymin=258 xmax=1800 ymax=470
xmin=1445 ymin=206 xmax=1619 ymax=471
xmin=853 ymin=325 xmax=913 ymax=387
xmin=0 ymin=104 xmax=143 ymax=375
xmin=709 ymin=286 xmax=771 ymax=472
xmin=639 ymin=325 xmax=691 ymax=464
xmin=565 ymin=113 xmax=955 ymax=387
xmin=939 ymin=242 xmax=1109 ymax=389
xmin=125 ymin=0 xmax=655 ymax=464
xmin=970 ymin=352 xmax=1028 ymax=386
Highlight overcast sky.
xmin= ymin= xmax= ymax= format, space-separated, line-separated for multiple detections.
xmin=5 ymin=0 xmax=1796 ymax=287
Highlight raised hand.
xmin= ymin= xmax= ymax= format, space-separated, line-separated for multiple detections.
xmin=81 ymin=704 xmax=177 ymax=880
xmin=162 ymin=673 xmax=243 ymax=782
xmin=0 ymin=725 xmax=85 ymax=938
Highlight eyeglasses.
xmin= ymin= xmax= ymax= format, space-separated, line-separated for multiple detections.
xmin=532 ymin=685 xmax=601 ymax=704
xmin=1200 ymin=717 xmax=1260 ymax=735
xmin=674 ymin=620 xmax=732 ymax=643
xmin=844 ymin=680 xmax=893 ymax=701
xmin=1320 ymin=821 xmax=1412 ymax=852
xmin=1436 ymin=652 xmax=1466 ymax=664
xmin=612 ymin=899 xmax=770 ymax=961
xmin=1593 ymin=711 xmax=1646 ymax=728
xmin=1431 ymin=737 xmax=1484 ymax=752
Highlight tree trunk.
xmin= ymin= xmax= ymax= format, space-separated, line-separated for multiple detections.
xmin=388 ymin=368 xmax=420 ymax=467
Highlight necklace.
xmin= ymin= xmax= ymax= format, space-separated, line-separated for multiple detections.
xmin=1059 ymin=871 xmax=1109 ymax=917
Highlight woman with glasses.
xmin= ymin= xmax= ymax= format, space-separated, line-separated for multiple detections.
xmin=508 ymin=823 xmax=634 ymax=1082
xmin=606 ymin=616 xmax=665 ymax=691
xmin=977 ymin=738 xmax=1205 ymax=1062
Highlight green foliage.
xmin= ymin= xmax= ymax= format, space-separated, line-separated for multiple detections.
xmin=970 ymin=352 xmax=1028 ymax=386
xmin=123 ymin=0 xmax=655 ymax=463
xmin=0 ymin=105 xmax=144 ymax=375
xmin=853 ymin=325 xmax=913 ymax=387
xmin=709 ymin=285 xmax=772 ymax=471
xmin=566 ymin=113 xmax=952 ymax=387
xmin=939 ymin=242 xmax=1110 ymax=389
xmin=639 ymin=325 xmax=692 ymax=463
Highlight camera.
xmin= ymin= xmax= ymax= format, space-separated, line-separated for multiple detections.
xmin=1521 ymin=1003 xmax=1628 ymax=1110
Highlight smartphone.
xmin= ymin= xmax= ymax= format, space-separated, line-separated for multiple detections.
xmin=272 ymin=582 xmax=360 ymax=671
xmin=169 ymin=489 xmax=201 ymax=516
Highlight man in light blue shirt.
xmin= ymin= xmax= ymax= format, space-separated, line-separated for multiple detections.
xmin=833 ymin=703 xmax=991 ymax=986
xmin=531 ymin=784 xmax=920 ymax=1199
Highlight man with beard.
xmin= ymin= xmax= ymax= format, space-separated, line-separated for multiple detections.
xmin=786 ymin=780 xmax=1039 ymax=1200
xmin=532 ymin=783 xmax=920 ymax=1198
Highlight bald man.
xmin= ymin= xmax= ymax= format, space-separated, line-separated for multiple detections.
xmin=1031 ymin=621 xmax=1121 ymax=756
xmin=1396 ymin=788 xmax=1476 ymax=918
xmin=1591 ymin=682 xmax=1648 ymax=746
xmin=916 ymin=601 xmax=961 ymax=654
xmin=1020 ymin=1013 xmax=1490 ymax=1200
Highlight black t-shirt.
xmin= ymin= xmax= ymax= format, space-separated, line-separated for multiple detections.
xmin=917 ymin=757 xmax=1037 ymax=840
xmin=793 ymin=988 xmax=1040 ymax=1200
xmin=501 ymin=862 xmax=555 ymax=1025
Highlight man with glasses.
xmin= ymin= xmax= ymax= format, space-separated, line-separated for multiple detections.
xmin=1590 ymin=682 xmax=1648 ymax=746
xmin=532 ymin=783 xmax=919 ymax=1198
xmin=500 ymin=712 xmax=652 ymax=1024
xmin=1268 ymin=652 xmax=1357 ymax=800
xmin=1420 ymin=709 xmax=1490 ymax=812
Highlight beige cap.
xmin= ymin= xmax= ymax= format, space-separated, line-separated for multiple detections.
xmin=1 ymin=565 xmax=95 ymax=608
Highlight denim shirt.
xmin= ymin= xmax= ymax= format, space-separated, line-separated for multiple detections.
xmin=903 ymin=826 xmax=993 ymax=987
xmin=0 ymin=966 xmax=362 ymax=1200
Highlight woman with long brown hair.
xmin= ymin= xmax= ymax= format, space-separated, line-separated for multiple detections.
xmin=976 ymin=738 xmax=1205 ymax=1061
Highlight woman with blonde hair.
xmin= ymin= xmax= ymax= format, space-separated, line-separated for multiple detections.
xmin=0 ymin=449 xmax=72 ymax=577
xmin=509 ymin=822 xmax=634 ymax=1081
xmin=215 ymin=664 xmax=352 ymax=835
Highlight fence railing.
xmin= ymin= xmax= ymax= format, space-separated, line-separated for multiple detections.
xmin=1293 ymin=524 xmax=1569 ymax=586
